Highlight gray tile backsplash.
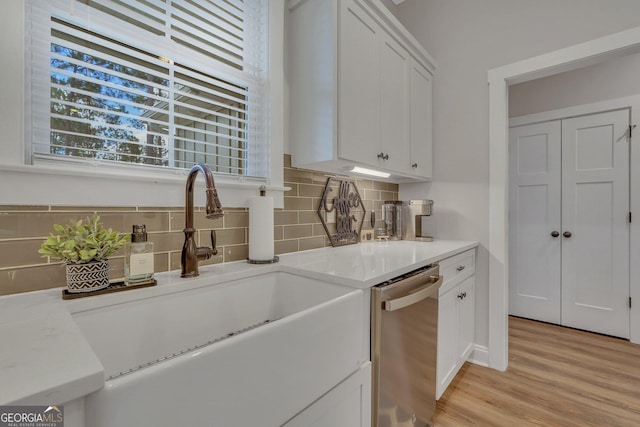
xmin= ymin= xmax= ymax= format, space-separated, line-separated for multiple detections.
xmin=0 ymin=155 xmax=398 ymax=295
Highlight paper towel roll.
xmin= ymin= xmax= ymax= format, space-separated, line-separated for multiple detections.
xmin=248 ymin=195 xmax=274 ymax=261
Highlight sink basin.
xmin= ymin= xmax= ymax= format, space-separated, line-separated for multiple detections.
xmin=73 ymin=271 xmax=366 ymax=427
xmin=73 ymin=271 xmax=358 ymax=379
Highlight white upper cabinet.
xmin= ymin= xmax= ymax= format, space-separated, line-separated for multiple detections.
xmin=287 ymin=0 xmax=435 ymax=182
xmin=379 ymin=34 xmax=411 ymax=172
xmin=338 ymin=0 xmax=381 ymax=167
xmin=409 ymin=60 xmax=433 ymax=178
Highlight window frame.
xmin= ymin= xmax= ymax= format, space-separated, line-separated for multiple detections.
xmin=0 ymin=1 xmax=285 ymax=209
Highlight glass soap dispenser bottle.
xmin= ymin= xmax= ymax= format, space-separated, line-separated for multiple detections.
xmin=124 ymin=224 xmax=154 ymax=285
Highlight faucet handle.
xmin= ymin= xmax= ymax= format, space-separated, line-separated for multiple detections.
xmin=210 ymin=230 xmax=218 ymax=256
xmin=195 ymin=230 xmax=218 ymax=261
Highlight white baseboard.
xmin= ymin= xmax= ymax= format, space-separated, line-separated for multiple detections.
xmin=469 ymin=344 xmax=489 ymax=367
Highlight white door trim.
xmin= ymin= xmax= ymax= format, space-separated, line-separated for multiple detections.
xmin=510 ymin=94 xmax=640 ymax=128
xmin=488 ymin=25 xmax=640 ymax=372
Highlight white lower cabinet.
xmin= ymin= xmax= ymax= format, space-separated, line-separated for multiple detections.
xmin=284 ymin=362 xmax=372 ymax=427
xmin=437 ymin=250 xmax=476 ymax=399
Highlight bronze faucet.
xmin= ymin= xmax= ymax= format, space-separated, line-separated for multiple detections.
xmin=181 ymin=163 xmax=224 ymax=278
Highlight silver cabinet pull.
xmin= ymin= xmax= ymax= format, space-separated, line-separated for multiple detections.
xmin=382 ymin=275 xmax=443 ymax=311
xmin=456 ymin=265 xmax=465 ymax=272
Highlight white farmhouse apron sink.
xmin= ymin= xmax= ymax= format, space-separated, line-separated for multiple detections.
xmin=72 ymin=271 xmax=365 ymax=427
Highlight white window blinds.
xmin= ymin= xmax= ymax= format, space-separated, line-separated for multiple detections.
xmin=27 ymin=0 xmax=269 ymax=178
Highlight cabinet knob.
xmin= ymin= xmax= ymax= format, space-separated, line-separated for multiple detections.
xmin=551 ymin=231 xmax=560 ymax=238
xmin=563 ymin=231 xmax=572 ymax=238
xmin=456 ymin=265 xmax=465 ymax=272
xmin=458 ymin=293 xmax=464 ymax=300
xmin=377 ymin=152 xmax=389 ymax=160
xmin=412 ymin=163 xmax=418 ymax=168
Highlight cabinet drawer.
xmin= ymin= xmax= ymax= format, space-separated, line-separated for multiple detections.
xmin=439 ymin=249 xmax=475 ymax=294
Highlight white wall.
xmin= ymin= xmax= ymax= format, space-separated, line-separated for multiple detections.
xmin=0 ymin=1 xmax=24 ymax=165
xmin=510 ymin=51 xmax=640 ymax=117
xmin=395 ymin=0 xmax=640 ymax=348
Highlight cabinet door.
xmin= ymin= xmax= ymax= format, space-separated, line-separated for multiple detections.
xmin=379 ymin=34 xmax=410 ymax=172
xmin=457 ymin=276 xmax=475 ymax=361
xmin=338 ymin=0 xmax=380 ymax=167
xmin=409 ymin=60 xmax=433 ymax=178
xmin=436 ymin=287 xmax=458 ymax=399
xmin=284 ymin=362 xmax=371 ymax=427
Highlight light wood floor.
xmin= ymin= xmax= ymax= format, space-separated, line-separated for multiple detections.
xmin=432 ymin=316 xmax=640 ymax=426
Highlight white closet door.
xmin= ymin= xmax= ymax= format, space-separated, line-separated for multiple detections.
xmin=509 ymin=121 xmax=562 ymax=323
xmin=561 ymin=109 xmax=630 ymax=338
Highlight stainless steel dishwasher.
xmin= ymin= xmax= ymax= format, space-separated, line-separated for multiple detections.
xmin=371 ymin=264 xmax=442 ymax=427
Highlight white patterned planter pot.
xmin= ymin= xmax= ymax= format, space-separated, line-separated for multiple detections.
xmin=66 ymin=260 xmax=110 ymax=293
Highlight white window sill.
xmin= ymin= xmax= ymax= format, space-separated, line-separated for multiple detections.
xmin=0 ymin=162 xmax=286 ymax=208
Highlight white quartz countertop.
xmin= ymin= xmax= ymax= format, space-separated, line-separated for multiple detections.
xmin=280 ymin=240 xmax=477 ymax=288
xmin=0 ymin=291 xmax=105 ymax=405
xmin=0 ymin=239 xmax=477 ymax=405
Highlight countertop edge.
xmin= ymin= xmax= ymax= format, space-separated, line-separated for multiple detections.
xmin=0 ymin=301 xmax=105 ymax=405
xmin=0 ymin=239 xmax=479 ymax=405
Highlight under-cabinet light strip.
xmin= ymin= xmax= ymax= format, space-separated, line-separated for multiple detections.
xmin=349 ymin=166 xmax=391 ymax=178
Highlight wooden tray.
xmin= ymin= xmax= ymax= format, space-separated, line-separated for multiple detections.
xmin=61 ymin=279 xmax=157 ymax=300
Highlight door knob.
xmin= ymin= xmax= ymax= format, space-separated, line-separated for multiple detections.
xmin=551 ymin=231 xmax=560 ymax=238
xmin=563 ymin=231 xmax=572 ymax=238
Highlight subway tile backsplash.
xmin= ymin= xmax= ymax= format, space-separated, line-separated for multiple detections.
xmin=0 ymin=155 xmax=398 ymax=295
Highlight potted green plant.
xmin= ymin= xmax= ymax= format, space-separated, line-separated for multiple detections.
xmin=39 ymin=214 xmax=129 ymax=293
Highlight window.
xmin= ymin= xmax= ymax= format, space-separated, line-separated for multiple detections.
xmin=27 ymin=0 xmax=269 ymax=178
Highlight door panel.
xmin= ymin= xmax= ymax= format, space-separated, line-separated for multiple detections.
xmin=561 ymin=110 xmax=630 ymax=338
xmin=458 ymin=277 xmax=475 ymax=359
xmin=338 ymin=0 xmax=380 ymax=165
xmin=380 ymin=35 xmax=409 ymax=171
xmin=436 ymin=288 xmax=458 ymax=399
xmin=509 ymin=121 xmax=562 ymax=323
xmin=409 ymin=61 xmax=432 ymax=178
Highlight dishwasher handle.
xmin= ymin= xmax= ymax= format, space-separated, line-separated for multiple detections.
xmin=382 ymin=275 xmax=443 ymax=311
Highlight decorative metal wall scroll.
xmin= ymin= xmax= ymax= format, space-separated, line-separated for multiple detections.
xmin=317 ymin=176 xmax=366 ymax=247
